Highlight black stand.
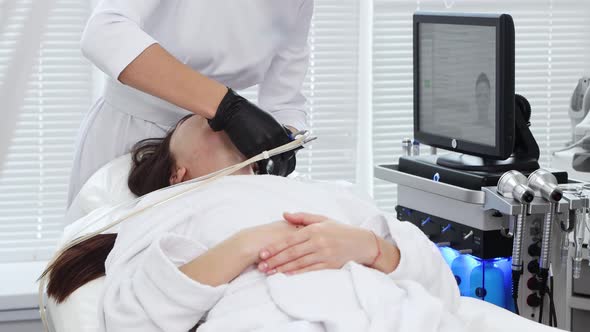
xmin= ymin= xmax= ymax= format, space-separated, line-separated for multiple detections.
xmin=436 ymin=95 xmax=540 ymax=173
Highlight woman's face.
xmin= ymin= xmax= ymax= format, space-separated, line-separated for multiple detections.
xmin=475 ymin=81 xmax=491 ymax=114
xmin=169 ymin=115 xmax=253 ymax=184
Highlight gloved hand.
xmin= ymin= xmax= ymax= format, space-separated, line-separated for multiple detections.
xmin=208 ymin=88 xmax=297 ymax=176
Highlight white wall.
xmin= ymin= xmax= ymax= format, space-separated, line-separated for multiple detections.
xmin=0 ymin=307 xmax=43 ymax=331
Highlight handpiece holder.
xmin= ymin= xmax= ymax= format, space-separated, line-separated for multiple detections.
xmin=559 ymin=189 xmax=589 ymax=275
xmin=437 ymin=95 xmax=540 ymax=172
xmin=528 ymin=170 xmax=563 ymax=271
xmin=497 ymin=171 xmax=534 ymax=268
xmin=573 ymin=211 xmax=587 ymax=279
xmin=528 ymin=169 xmax=562 ymax=325
xmin=497 ymin=170 xmax=536 ymax=316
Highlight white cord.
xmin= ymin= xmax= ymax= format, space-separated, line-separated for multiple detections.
xmin=38 ymin=133 xmax=314 ymax=331
xmin=552 ymin=135 xmax=590 ymax=155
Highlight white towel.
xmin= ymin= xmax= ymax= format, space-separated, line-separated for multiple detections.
xmin=97 ymin=175 xmax=460 ymax=331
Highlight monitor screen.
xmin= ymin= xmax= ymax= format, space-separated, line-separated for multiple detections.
xmin=418 ymin=23 xmax=496 ymax=147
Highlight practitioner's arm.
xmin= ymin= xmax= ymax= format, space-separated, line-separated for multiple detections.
xmin=118 ymin=44 xmax=227 ymax=119
xmin=82 ymin=1 xmax=296 ymax=176
xmin=81 ymin=0 xmax=226 ymax=118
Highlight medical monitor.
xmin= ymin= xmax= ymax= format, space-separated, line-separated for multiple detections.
xmin=414 ymin=13 xmax=515 ymax=161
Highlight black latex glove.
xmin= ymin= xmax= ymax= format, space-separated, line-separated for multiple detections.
xmin=208 ymin=88 xmax=297 ymax=177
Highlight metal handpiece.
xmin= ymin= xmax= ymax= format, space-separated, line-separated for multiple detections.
xmin=511 ymin=204 xmax=526 ymax=272
xmin=290 ymin=129 xmax=317 ymax=145
xmin=498 ymin=170 xmax=535 ymax=272
xmin=498 ymin=170 xmax=535 ymax=202
xmin=498 ymin=170 xmax=536 ymax=316
xmin=528 ymin=170 xmax=563 ymax=272
xmin=528 ymin=170 xmax=563 ymax=203
xmin=539 ymin=205 xmax=556 ymax=270
xmin=303 ymin=136 xmax=318 ymax=144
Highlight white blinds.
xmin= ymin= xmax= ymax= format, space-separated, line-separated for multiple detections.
xmin=243 ymin=0 xmax=361 ymax=183
xmin=0 ymin=0 xmax=92 ymax=262
xmin=373 ymin=0 xmax=590 ymax=211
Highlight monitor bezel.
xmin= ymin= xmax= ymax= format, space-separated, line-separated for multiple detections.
xmin=413 ymin=12 xmax=515 ymax=160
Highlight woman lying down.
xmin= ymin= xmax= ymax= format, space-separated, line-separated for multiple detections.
xmin=49 ymin=115 xmax=477 ymax=331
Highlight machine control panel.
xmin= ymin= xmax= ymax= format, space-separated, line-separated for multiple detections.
xmin=396 ymin=206 xmax=513 ymax=259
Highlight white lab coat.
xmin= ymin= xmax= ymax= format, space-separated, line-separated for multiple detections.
xmin=69 ymin=0 xmax=313 ymax=204
xmin=98 ymin=175 xmax=461 ymax=331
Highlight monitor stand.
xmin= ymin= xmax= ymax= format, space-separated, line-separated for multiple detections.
xmin=437 ymin=94 xmax=540 ymax=173
xmin=435 ymin=154 xmax=539 ymax=173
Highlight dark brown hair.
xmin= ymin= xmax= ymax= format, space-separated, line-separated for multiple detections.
xmin=45 ymin=115 xmax=191 ymax=303
xmin=128 ymin=114 xmax=193 ymax=196
xmin=127 ymin=133 xmax=176 ymax=196
xmin=46 ymin=234 xmax=117 ymax=303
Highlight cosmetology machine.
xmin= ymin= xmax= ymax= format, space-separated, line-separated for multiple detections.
xmin=376 ymin=13 xmax=590 ymax=331
xmin=552 ymin=77 xmax=590 ymax=182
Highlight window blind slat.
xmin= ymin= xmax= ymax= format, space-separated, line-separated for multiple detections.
xmin=0 ymin=0 xmax=92 ymax=263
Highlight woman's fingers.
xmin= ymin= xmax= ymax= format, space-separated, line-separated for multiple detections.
xmin=259 ymin=229 xmax=310 ymax=261
xmin=287 ymin=263 xmax=327 ymax=275
xmin=269 ymin=252 xmax=320 ymax=275
xmin=259 ymin=240 xmax=316 ymax=272
xmin=283 ymin=212 xmax=328 ymax=226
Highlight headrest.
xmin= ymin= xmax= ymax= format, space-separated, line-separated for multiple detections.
xmin=65 ymin=154 xmax=136 ymax=224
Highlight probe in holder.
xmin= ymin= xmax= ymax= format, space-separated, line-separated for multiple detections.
xmin=527 ymin=169 xmax=563 ymax=324
xmin=497 ymin=170 xmax=535 ymax=315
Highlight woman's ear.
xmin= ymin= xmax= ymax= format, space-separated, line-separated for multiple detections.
xmin=169 ymin=167 xmax=187 ymax=185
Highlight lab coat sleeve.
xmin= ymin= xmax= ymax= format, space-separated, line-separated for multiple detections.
xmin=258 ymin=0 xmax=314 ymax=131
xmin=81 ymin=0 xmax=160 ymax=80
xmin=102 ymin=233 xmax=227 ymax=332
xmin=361 ymin=214 xmax=461 ymax=312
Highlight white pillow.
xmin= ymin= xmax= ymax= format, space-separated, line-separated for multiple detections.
xmin=46 ymin=278 xmax=105 ymax=332
xmin=50 ymin=155 xmax=136 ymax=332
xmin=65 ymin=154 xmax=136 ymax=224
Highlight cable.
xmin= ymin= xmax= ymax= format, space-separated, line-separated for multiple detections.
xmin=509 ymin=204 xmax=527 ymax=316
xmin=538 ymin=273 xmax=558 ymax=327
xmin=547 ymin=289 xmax=554 ymax=326
xmin=548 ymin=291 xmax=553 ymax=326
xmin=552 ymin=134 xmax=590 ymax=154
xmin=37 ymin=132 xmax=316 ymax=332
xmin=550 ymin=276 xmax=558 ymax=327
xmin=547 ymin=286 xmax=557 ymax=327
xmin=538 ymin=270 xmax=548 ymax=324
xmin=538 ymin=294 xmax=544 ymax=324
xmin=512 ymin=271 xmax=520 ymax=315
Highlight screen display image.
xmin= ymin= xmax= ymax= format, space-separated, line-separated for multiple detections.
xmin=419 ymin=23 xmax=496 ymax=147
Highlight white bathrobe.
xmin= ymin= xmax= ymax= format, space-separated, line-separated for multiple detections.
xmin=99 ymin=175 xmax=463 ymax=332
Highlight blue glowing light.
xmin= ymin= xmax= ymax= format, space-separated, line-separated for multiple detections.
xmin=437 ymin=246 xmax=513 ymax=311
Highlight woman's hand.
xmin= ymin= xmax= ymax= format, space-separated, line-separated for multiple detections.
xmin=257 ymin=212 xmax=400 ymax=275
xmin=237 ymin=220 xmax=301 ymax=264
xmin=179 ymin=221 xmax=300 ymax=287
